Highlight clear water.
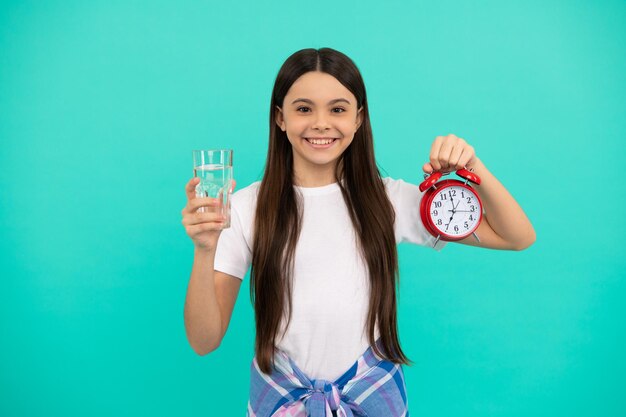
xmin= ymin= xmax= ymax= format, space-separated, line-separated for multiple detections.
xmin=193 ymin=164 xmax=233 ymax=227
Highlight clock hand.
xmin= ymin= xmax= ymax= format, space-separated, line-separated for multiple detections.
xmin=443 ymin=192 xmax=460 ymax=231
xmin=445 ymin=213 xmax=454 ymax=229
xmin=449 ymin=198 xmax=460 ymax=218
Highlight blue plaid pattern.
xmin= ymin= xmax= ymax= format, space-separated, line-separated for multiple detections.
xmin=246 ymin=338 xmax=410 ymax=417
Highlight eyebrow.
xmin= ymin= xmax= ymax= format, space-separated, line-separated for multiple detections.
xmin=291 ymin=98 xmax=351 ymax=105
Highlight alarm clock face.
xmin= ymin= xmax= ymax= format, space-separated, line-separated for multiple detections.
xmin=429 ymin=183 xmax=482 ymax=238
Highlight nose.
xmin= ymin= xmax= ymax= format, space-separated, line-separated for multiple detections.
xmin=311 ymin=112 xmax=331 ymax=131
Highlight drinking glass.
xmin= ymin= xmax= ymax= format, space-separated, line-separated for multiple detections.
xmin=192 ymin=149 xmax=233 ymax=229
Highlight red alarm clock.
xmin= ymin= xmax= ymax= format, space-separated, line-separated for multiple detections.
xmin=419 ymin=168 xmax=483 ymax=247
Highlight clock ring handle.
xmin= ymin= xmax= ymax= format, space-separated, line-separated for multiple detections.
xmin=456 ymin=167 xmax=481 ymax=185
xmin=418 ymin=171 xmax=443 ymax=192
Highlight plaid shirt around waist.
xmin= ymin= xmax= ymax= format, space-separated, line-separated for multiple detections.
xmin=246 ymin=338 xmax=410 ymax=417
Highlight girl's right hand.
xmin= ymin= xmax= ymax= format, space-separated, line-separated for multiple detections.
xmin=181 ymin=177 xmax=237 ymax=253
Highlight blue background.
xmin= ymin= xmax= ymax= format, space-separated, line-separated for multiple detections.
xmin=1 ymin=0 xmax=624 ymax=415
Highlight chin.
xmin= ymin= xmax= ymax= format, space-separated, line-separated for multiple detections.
xmin=298 ymin=151 xmax=342 ymax=167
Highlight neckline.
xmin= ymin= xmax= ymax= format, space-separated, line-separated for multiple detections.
xmin=294 ymin=181 xmax=341 ymax=196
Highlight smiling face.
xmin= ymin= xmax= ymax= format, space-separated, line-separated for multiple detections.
xmin=275 ymin=71 xmax=363 ymax=186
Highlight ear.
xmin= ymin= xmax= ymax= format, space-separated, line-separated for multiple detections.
xmin=355 ymin=107 xmax=364 ymax=131
xmin=275 ymin=106 xmax=286 ymax=132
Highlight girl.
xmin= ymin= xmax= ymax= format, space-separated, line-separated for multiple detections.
xmin=182 ymin=48 xmax=535 ymax=416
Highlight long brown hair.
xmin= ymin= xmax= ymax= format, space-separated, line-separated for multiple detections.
xmin=251 ymin=47 xmax=412 ymax=374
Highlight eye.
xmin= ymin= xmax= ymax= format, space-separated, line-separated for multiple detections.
xmin=332 ymin=107 xmax=346 ymax=113
xmin=296 ymin=106 xmax=311 ymax=113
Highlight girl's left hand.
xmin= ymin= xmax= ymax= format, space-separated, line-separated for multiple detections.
xmin=422 ymin=134 xmax=478 ymax=174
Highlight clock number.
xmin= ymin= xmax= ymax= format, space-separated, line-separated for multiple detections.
xmin=449 ymin=190 xmax=457 ymax=198
xmin=440 ymin=193 xmax=447 ymax=201
xmin=470 ymin=205 xmax=475 ymax=212
xmin=432 ymin=210 xmax=438 ymax=216
xmin=464 ymin=221 xmax=469 ymax=229
xmin=466 ymin=197 xmax=472 ymax=203
xmin=454 ymin=225 xmax=459 ymax=232
xmin=437 ymin=219 xmax=442 ymax=225
xmin=434 ymin=201 xmax=442 ymax=208
xmin=469 ymin=215 xmax=474 ymax=221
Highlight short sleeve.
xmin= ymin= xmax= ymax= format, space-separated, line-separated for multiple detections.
xmin=383 ymin=177 xmax=447 ymax=251
xmin=213 ymin=186 xmax=255 ymax=280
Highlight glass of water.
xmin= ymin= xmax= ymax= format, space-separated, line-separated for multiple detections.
xmin=192 ymin=149 xmax=233 ymax=228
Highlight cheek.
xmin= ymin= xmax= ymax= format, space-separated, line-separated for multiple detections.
xmin=339 ymin=123 xmax=356 ymax=137
xmin=285 ymin=130 xmax=306 ymax=146
xmin=287 ymin=123 xmax=308 ymax=137
xmin=340 ymin=119 xmax=359 ymax=133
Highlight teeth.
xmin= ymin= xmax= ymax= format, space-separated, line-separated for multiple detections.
xmin=308 ymin=138 xmax=334 ymax=145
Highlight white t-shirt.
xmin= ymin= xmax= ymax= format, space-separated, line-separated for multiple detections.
xmin=214 ymin=177 xmax=446 ymax=381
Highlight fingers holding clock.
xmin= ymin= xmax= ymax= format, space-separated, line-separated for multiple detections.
xmin=422 ymin=162 xmax=433 ymax=174
xmin=425 ymin=134 xmax=476 ymax=173
xmin=437 ymin=137 xmax=455 ymax=171
xmin=435 ymin=135 xmax=461 ymax=171
xmin=451 ymin=134 xmax=476 ymax=170
xmin=449 ymin=142 xmax=465 ymax=169
xmin=427 ymin=136 xmax=445 ymax=172
xmin=457 ymin=145 xmax=476 ymax=170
